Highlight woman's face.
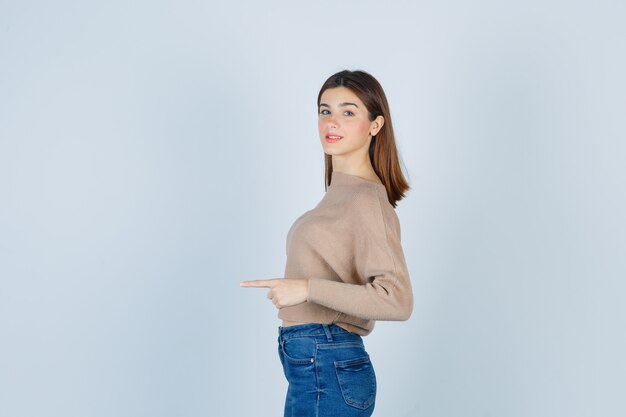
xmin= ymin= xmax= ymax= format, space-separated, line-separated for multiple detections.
xmin=318 ymin=86 xmax=383 ymax=158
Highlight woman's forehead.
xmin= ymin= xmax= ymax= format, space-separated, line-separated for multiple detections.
xmin=319 ymin=87 xmax=363 ymax=106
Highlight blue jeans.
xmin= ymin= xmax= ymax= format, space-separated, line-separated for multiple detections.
xmin=277 ymin=323 xmax=377 ymax=417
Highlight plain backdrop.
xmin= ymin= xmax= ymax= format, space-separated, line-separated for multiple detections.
xmin=1 ymin=1 xmax=625 ymax=416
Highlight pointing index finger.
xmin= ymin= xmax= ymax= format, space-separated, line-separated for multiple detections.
xmin=240 ymin=279 xmax=277 ymax=288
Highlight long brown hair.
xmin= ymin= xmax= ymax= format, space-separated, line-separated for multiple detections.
xmin=317 ymin=69 xmax=410 ymax=208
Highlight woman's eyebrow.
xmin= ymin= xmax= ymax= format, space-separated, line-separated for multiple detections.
xmin=319 ymin=102 xmax=359 ymax=108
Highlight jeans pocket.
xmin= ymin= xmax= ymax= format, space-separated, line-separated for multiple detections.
xmin=281 ymin=337 xmax=316 ymax=365
xmin=334 ymin=355 xmax=376 ymax=409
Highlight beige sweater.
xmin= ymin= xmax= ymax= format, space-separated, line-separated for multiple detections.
xmin=278 ymin=170 xmax=414 ymax=336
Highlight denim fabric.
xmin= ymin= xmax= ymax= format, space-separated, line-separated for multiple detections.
xmin=277 ymin=323 xmax=377 ymax=417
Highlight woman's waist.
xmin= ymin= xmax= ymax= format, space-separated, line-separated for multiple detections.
xmin=278 ymin=304 xmax=373 ymax=336
xmin=278 ymin=322 xmax=361 ymax=341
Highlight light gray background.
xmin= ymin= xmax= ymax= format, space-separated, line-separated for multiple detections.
xmin=1 ymin=1 xmax=624 ymax=416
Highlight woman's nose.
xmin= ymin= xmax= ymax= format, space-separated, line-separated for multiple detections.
xmin=326 ymin=116 xmax=339 ymax=129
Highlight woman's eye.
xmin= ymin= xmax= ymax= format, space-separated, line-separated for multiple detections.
xmin=318 ymin=109 xmax=354 ymax=116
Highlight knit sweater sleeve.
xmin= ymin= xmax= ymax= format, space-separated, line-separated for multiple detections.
xmin=306 ymin=188 xmax=414 ymax=321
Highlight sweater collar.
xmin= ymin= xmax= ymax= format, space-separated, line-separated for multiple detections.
xmin=329 ymin=170 xmax=386 ymax=189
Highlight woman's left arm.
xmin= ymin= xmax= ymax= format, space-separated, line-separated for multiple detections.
xmin=305 ymin=197 xmax=414 ymax=321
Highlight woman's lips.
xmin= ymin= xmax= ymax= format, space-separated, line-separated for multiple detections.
xmin=325 ymin=134 xmax=343 ymax=143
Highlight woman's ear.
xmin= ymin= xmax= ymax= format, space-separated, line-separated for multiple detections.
xmin=371 ymin=115 xmax=385 ymax=136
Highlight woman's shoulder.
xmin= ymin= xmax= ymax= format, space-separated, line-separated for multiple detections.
xmin=342 ymin=184 xmax=399 ymax=229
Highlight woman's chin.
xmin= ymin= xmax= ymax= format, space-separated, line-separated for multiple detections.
xmin=321 ymin=144 xmax=342 ymax=155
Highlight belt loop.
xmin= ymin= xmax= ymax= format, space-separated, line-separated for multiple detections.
xmin=322 ymin=324 xmax=333 ymax=341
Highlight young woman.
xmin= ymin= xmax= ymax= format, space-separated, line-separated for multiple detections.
xmin=240 ymin=69 xmax=413 ymax=417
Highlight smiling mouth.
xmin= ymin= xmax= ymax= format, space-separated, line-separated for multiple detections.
xmin=325 ymin=134 xmax=343 ymax=143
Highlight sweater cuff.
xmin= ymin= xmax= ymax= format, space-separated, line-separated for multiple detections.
xmin=307 ymin=277 xmax=320 ymax=303
xmin=307 ymin=277 xmax=335 ymax=305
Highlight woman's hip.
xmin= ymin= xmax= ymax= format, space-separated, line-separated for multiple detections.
xmin=277 ymin=323 xmax=377 ymax=416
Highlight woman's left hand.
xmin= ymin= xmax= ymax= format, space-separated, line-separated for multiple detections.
xmin=240 ymin=278 xmax=309 ymax=308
